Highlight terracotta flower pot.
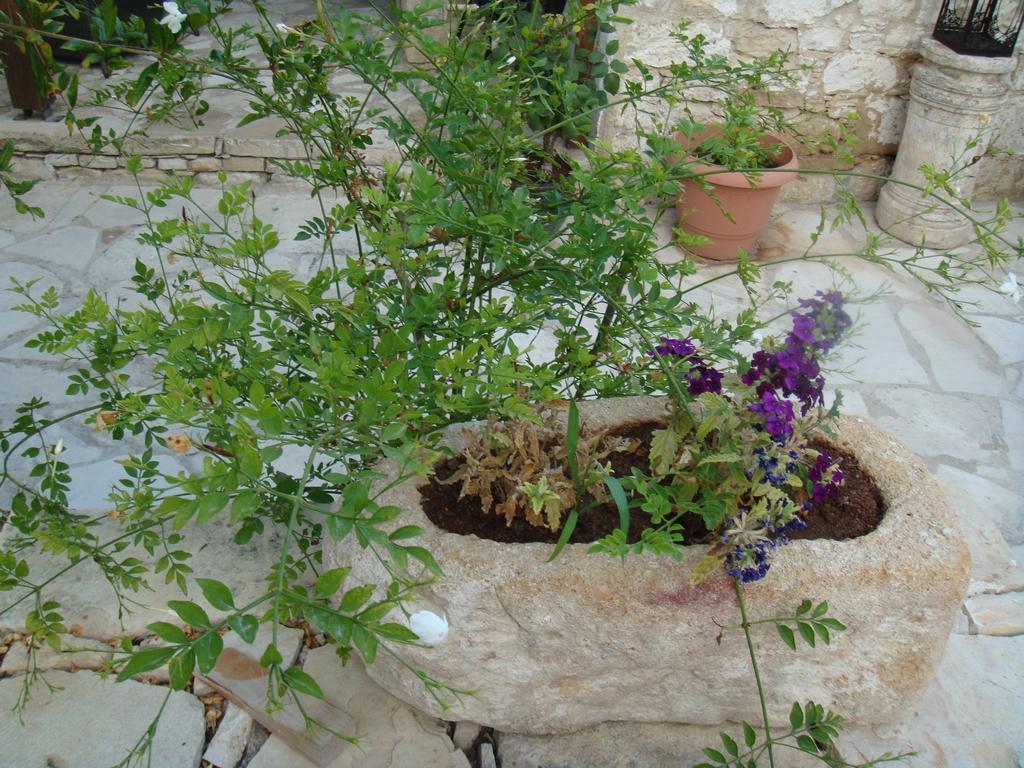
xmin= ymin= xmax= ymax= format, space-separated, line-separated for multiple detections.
xmin=675 ymin=127 xmax=799 ymax=262
xmin=325 ymin=397 xmax=968 ymax=735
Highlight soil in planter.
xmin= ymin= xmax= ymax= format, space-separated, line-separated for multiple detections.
xmin=419 ymin=421 xmax=885 ymax=545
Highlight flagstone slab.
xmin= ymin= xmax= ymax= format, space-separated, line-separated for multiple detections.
xmin=963 ymin=592 xmax=1024 ymax=636
xmin=0 ymin=670 xmax=205 ymax=768
xmin=1000 ymin=398 xmax=1024 ymax=473
xmin=831 ymin=302 xmax=931 ymax=386
xmin=973 ymin=316 xmax=1024 ymax=366
xmin=203 ymin=702 xmax=255 ymax=768
xmin=934 ymin=464 xmax=1024 ymax=546
xmin=3 ymin=225 xmax=100 ymax=272
xmin=836 ymin=635 xmax=1024 ymax=768
xmin=0 ymin=634 xmax=113 ymax=674
xmin=898 ymin=304 xmax=1008 ymax=396
xmin=870 ymin=388 xmax=1003 ymax=466
xmin=268 ymin=647 xmax=470 ymax=768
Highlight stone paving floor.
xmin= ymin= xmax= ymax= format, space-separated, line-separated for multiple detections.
xmin=0 ymin=178 xmax=1021 ymax=767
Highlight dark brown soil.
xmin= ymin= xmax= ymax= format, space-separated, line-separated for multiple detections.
xmin=419 ymin=421 xmax=885 ymax=545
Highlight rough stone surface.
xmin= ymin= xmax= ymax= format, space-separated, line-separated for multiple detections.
xmin=452 ymin=720 xmax=482 ymax=751
xmin=245 ymin=647 xmax=470 ymax=768
xmin=823 ymin=52 xmax=901 ymax=94
xmin=328 ymin=399 xmax=970 ymax=734
xmin=203 ymin=702 xmax=254 ymax=768
xmin=0 ymin=670 xmax=205 ymax=768
xmin=498 ymin=722 xmax=822 ymax=768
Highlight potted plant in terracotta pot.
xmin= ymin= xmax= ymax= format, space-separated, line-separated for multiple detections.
xmin=675 ymin=92 xmax=800 ymax=262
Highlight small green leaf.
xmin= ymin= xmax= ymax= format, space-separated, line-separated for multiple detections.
xmin=227 ymin=614 xmax=259 ymax=644
xmin=167 ymin=600 xmax=211 ymax=629
xmin=795 ymin=599 xmax=812 ymax=616
xmin=795 ymin=735 xmax=818 ymax=753
xmin=147 ymin=621 xmax=189 ymax=644
xmin=405 ymin=546 xmax=443 ymax=578
xmin=388 ymin=525 xmax=423 ymax=542
xmin=116 ymin=647 xmax=176 ymax=682
xmin=197 ymin=492 xmax=229 ymax=524
xmin=168 ymin=648 xmax=195 ymax=690
xmin=797 ymin=621 xmax=816 ymax=647
xmin=375 ymin=622 xmax=418 ymax=642
xmin=777 ymin=624 xmax=796 ymax=650
xmin=720 ymin=732 xmax=738 ymax=756
xmin=547 ymin=508 xmax=578 ymax=562
xmin=790 ymin=701 xmax=804 ymax=730
xmin=196 ymin=578 xmax=235 ymax=611
xmin=260 ymin=643 xmax=283 ymax=667
xmin=742 ymin=721 xmax=756 ymax=748
xmin=603 ymin=476 xmax=630 ymax=532
xmin=566 ymin=401 xmax=580 ymax=488
xmin=814 ymin=623 xmax=831 ymax=644
xmin=701 ymin=748 xmax=726 ymax=764
xmin=283 ymin=667 xmax=324 ymax=698
xmin=193 ymin=630 xmax=224 ymax=674
xmin=339 ymin=584 xmax=374 ymax=613
xmin=352 ymin=624 xmax=378 ymax=663
xmin=314 ymin=567 xmax=350 ymax=599
xmin=812 ymin=600 xmax=829 ymax=618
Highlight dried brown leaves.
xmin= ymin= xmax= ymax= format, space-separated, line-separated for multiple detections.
xmin=441 ymin=409 xmax=636 ymax=532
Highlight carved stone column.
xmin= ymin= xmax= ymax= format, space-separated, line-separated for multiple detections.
xmin=875 ymin=38 xmax=1016 ymax=248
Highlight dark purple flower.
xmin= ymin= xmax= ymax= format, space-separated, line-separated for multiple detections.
xmin=652 ymin=337 xmax=696 ymax=358
xmin=687 ymin=364 xmax=723 ymax=395
xmin=748 ymin=390 xmax=795 ymax=442
xmin=808 ymin=451 xmax=844 ymax=503
xmin=725 ymin=539 xmax=776 ymax=584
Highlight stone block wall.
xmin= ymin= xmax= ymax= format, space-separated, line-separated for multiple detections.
xmin=599 ymin=0 xmax=1024 ymax=201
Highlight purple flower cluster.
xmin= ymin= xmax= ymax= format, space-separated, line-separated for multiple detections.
xmin=651 ymin=337 xmax=723 ymax=396
xmin=722 ymin=512 xmax=807 ymax=584
xmin=747 ymin=390 xmax=795 ymax=441
xmin=725 ymin=539 xmax=776 ymax=583
xmin=720 ymin=518 xmax=806 ymax=581
xmin=808 ymin=451 xmax=844 ymax=504
xmin=747 ymin=446 xmax=798 ymax=487
xmin=742 ymin=291 xmax=852 ymax=418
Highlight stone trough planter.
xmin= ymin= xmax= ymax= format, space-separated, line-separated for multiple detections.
xmin=326 ymin=397 xmax=969 ymax=735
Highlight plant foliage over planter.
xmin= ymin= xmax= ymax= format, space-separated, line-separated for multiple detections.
xmin=0 ymin=0 xmax=1020 ymax=764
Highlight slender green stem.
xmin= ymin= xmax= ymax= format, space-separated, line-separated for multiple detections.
xmin=734 ymin=579 xmax=776 ymax=768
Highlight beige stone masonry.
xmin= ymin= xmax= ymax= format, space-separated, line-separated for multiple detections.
xmin=328 ymin=398 xmax=970 ymax=734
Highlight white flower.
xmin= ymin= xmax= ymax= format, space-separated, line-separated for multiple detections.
xmin=276 ymin=22 xmax=295 ymax=34
xmin=160 ymin=1 xmax=187 ymax=34
xmin=409 ymin=610 xmax=448 ymax=646
xmin=1000 ymin=272 xmax=1020 ymax=303
xmin=752 ymin=330 xmax=764 ymax=343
